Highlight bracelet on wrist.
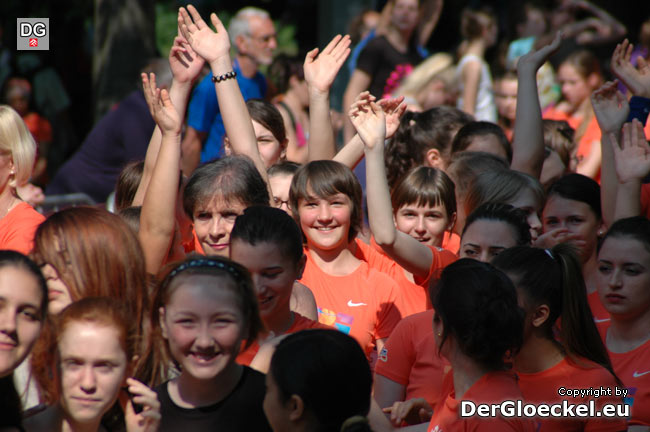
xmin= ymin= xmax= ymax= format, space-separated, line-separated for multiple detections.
xmin=211 ymin=70 xmax=237 ymax=83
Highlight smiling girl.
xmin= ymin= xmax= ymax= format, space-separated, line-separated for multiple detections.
xmin=147 ymin=255 xmax=271 ymax=430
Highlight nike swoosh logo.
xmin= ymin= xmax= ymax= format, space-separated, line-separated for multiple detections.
xmin=633 ymin=370 xmax=650 ymax=378
xmin=593 ymin=318 xmax=611 ymax=323
xmin=347 ymin=301 xmax=367 ymax=307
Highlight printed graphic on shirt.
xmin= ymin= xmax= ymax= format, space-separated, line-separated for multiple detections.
xmin=318 ymin=307 xmax=353 ymax=334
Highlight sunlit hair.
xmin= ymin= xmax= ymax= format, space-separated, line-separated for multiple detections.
xmin=391 ymin=166 xmax=456 ymax=220
xmin=268 ymin=160 xmax=301 ymax=178
xmin=0 ymin=105 xmax=36 ymax=188
xmin=114 ymin=160 xmax=144 ymax=212
xmin=446 ymin=151 xmax=509 ymax=199
xmin=393 ymin=53 xmax=456 ymax=101
xmin=433 ymin=259 xmax=524 ymax=370
xmin=183 ymin=155 xmax=270 ymax=218
xmin=464 ymin=169 xmax=544 ymax=218
xmin=385 ymin=106 xmax=473 ymax=188
xmin=270 ymin=329 xmax=373 ymax=432
xmin=30 ymin=207 xmax=149 ymax=401
xmin=290 ymin=160 xmax=363 ymax=242
xmin=144 ymin=255 xmax=263 ymax=385
xmin=492 ymin=244 xmax=619 ymax=382
xmin=269 ymin=54 xmax=305 ymax=95
xmin=52 ymin=298 xmax=135 ymax=400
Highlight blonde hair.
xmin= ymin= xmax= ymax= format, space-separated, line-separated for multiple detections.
xmin=393 ymin=53 xmax=455 ymax=101
xmin=0 ymin=105 xmax=36 ymax=188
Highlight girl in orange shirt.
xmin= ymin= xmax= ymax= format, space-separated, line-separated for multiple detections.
xmin=493 ymin=245 xmax=626 ymax=431
xmin=596 ymin=217 xmax=650 ymax=427
xmin=427 ymin=259 xmax=533 ymax=431
xmin=229 ymin=206 xmax=329 ymax=368
xmin=544 ymin=50 xmax=603 ymax=180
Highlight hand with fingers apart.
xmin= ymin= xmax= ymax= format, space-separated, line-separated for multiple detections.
xmin=517 ymin=31 xmax=562 ymax=74
xmin=382 ymin=397 xmax=433 ymax=427
xmin=142 ymin=73 xmax=182 ymax=136
xmin=611 ymin=39 xmax=650 ymax=98
xmin=178 ymin=5 xmax=230 ymax=64
xmin=124 ymin=378 xmax=161 ymax=432
xmin=304 ymin=34 xmax=352 ymax=94
xmin=349 ymin=94 xmax=386 ymax=150
xmin=612 ymin=119 xmax=650 ymax=184
xmin=591 ymin=80 xmax=630 ymax=135
xmin=169 ymin=21 xmax=205 ymax=85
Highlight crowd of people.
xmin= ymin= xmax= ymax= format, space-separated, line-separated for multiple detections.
xmin=1 ymin=0 xmax=650 ymax=430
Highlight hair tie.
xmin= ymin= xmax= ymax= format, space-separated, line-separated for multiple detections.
xmin=544 ymin=249 xmax=554 ymax=260
xmin=168 ymin=258 xmax=241 ymax=280
xmin=340 ymin=415 xmax=369 ymax=432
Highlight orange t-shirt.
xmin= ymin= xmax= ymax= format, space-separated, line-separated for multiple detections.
xmin=544 ymin=107 xmax=601 ymax=181
xmin=428 ymin=370 xmax=535 ymax=432
xmin=517 ymin=357 xmax=626 ymax=431
xmin=0 ymin=202 xmax=45 ymax=255
xmin=237 ymin=312 xmax=330 ymax=366
xmin=298 ymin=247 xmax=402 ymax=358
xmin=587 ymin=290 xmax=610 ymax=325
xmin=598 ymin=321 xmax=650 ymax=426
xmin=374 ymin=310 xmax=450 ymax=409
xmin=442 ymin=231 xmax=460 ymax=255
xmin=354 ymin=238 xmax=457 ymax=317
xmin=641 ymin=184 xmax=650 ymax=220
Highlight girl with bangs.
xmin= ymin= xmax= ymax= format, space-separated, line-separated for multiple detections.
xmin=350 ymin=95 xmax=457 ymax=318
xmin=288 ymin=160 xmax=402 ymax=359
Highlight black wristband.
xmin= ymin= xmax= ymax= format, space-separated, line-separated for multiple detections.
xmin=211 ymin=70 xmax=237 ymax=83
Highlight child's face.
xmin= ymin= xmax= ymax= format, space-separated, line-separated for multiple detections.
xmin=460 ymin=219 xmax=519 ymax=262
xmin=298 ymin=191 xmax=353 ymax=252
xmin=160 ymin=275 xmax=245 ymax=381
xmin=494 ymin=78 xmax=518 ymax=122
xmin=558 ymin=64 xmax=592 ymax=110
xmin=395 ymin=203 xmax=453 ymax=248
xmin=253 ymin=121 xmax=284 ymax=169
xmin=230 ymin=240 xmax=302 ymax=325
xmin=58 ymin=322 xmax=127 ymax=426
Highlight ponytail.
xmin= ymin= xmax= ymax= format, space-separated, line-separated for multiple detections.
xmin=492 ymin=244 xmax=619 ymax=383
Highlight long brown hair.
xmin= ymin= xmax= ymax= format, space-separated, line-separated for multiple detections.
xmin=30 ymin=207 xmax=149 ymax=402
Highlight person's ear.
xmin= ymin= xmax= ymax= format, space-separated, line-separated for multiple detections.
xmin=288 ymin=394 xmax=305 ymax=422
xmin=7 ymin=159 xmax=17 ymax=189
xmin=596 ymin=220 xmax=606 ymax=238
xmin=424 ymin=148 xmax=445 ymax=170
xmin=235 ymin=34 xmax=248 ymax=54
xmin=223 ymin=136 xmax=233 ymax=156
xmin=159 ymin=307 xmax=168 ymax=339
xmin=447 ymin=212 xmax=457 ymax=232
xmin=587 ymin=73 xmax=600 ymax=89
xmin=531 ymin=303 xmax=550 ymax=328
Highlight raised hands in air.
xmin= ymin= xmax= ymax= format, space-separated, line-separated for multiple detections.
xmin=611 ymin=39 xmax=650 ymax=98
xmin=591 ymin=80 xmax=629 ymax=135
xmin=304 ymin=34 xmax=351 ymax=94
xmin=611 ymin=119 xmax=650 ymax=185
xmin=179 ymin=5 xmax=230 ymax=65
xmin=141 ymin=73 xmax=181 ymax=136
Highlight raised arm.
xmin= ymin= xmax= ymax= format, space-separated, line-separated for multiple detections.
xmin=133 ymin=28 xmax=204 ymax=206
xmin=179 ymin=5 xmax=269 ymax=189
xmin=611 ymin=119 xmax=650 ymax=221
xmin=351 ymin=97 xmax=432 ymax=278
xmin=591 ymin=80 xmax=629 ymax=227
xmin=334 ymin=93 xmax=406 ymax=169
xmin=611 ymin=39 xmax=650 ymax=99
xmin=138 ymin=73 xmax=183 ymax=275
xmin=571 ymin=0 xmax=626 ymax=45
xmin=303 ymin=34 xmax=351 ymax=161
xmin=511 ymin=32 xmax=562 ymax=178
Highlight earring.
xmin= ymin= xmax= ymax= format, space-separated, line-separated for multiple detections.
xmin=437 ymin=332 xmax=441 ymax=337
